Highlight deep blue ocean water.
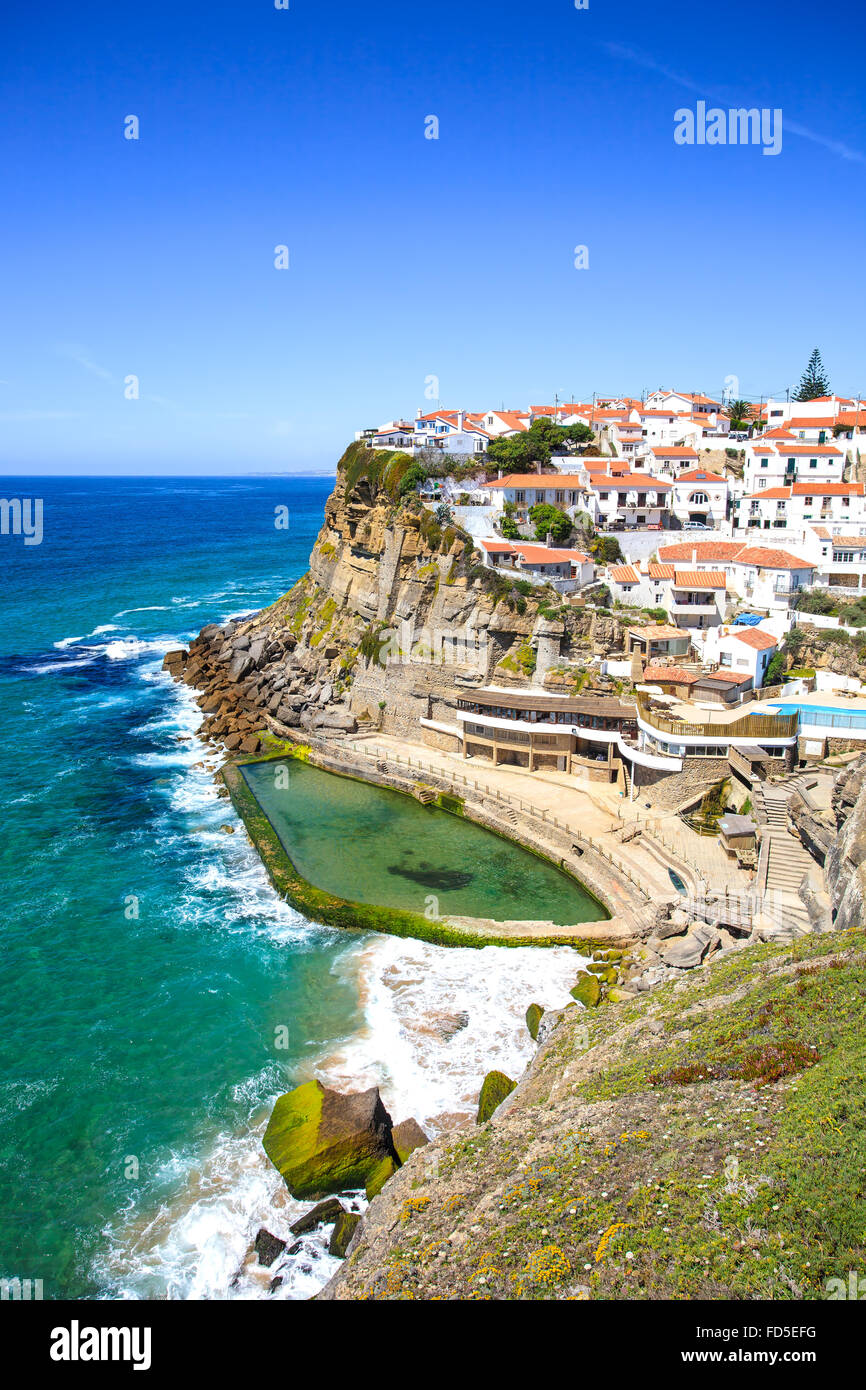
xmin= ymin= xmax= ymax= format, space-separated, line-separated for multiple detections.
xmin=0 ymin=475 xmax=580 ymax=1300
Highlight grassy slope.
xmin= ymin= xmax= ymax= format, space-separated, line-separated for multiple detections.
xmin=329 ymin=929 xmax=866 ymax=1300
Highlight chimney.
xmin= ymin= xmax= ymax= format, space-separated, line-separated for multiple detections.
xmin=457 ymin=409 xmax=465 ymax=432
xmin=692 ymin=548 xmax=697 ymax=564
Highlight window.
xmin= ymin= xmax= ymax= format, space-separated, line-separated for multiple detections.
xmin=555 ymin=490 xmax=564 ymax=504
xmin=760 ymin=460 xmax=768 ymax=468
xmin=515 ymin=490 xmax=525 ymax=503
xmin=810 ymin=460 xmax=817 ymax=468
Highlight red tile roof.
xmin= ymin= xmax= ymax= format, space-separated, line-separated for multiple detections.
xmin=648 ymin=562 xmax=676 ymax=579
xmin=657 ymin=541 xmax=743 ymax=562
xmin=734 ymin=628 xmax=777 ymax=650
xmin=734 ymin=546 xmax=814 ymax=570
xmin=672 ymin=569 xmax=727 ymax=588
xmin=482 ymin=474 xmax=586 ymax=488
xmin=650 ymin=446 xmax=700 ymax=457
xmin=609 ymin=565 xmax=639 ymax=583
xmin=676 ymin=469 xmax=727 ymax=483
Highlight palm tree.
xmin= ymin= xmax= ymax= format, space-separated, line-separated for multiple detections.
xmin=726 ymin=399 xmax=753 ymax=429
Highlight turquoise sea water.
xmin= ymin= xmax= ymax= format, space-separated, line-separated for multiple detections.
xmin=0 ymin=476 xmax=582 ymax=1300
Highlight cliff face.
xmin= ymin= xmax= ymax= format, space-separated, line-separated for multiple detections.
xmin=826 ymin=755 xmax=866 ymax=930
xmin=169 ymin=444 xmax=632 ymax=753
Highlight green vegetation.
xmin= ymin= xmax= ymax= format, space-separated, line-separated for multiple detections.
xmin=487 ymin=418 xmax=595 ymax=471
xmin=590 ymin=535 xmax=624 ymax=565
xmin=763 ymin=652 xmax=787 ymax=686
xmin=528 ymin=502 xmax=572 ymax=544
xmin=794 ymin=346 xmax=831 ymax=402
xmin=352 ymin=930 xmax=866 ymax=1301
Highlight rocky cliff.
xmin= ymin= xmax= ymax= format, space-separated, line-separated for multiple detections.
xmin=165 ymin=443 xmax=632 ymax=755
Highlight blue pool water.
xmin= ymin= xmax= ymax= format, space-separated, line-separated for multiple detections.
xmin=767 ymin=703 xmax=866 ymax=730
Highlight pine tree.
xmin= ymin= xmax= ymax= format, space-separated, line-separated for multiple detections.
xmin=794 ymin=348 xmax=831 ymax=402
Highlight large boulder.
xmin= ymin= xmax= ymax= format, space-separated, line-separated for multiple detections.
xmin=660 ymin=923 xmax=720 ymax=970
xmin=263 ymin=1081 xmax=398 ymax=1200
xmin=227 ymin=651 xmax=254 ymax=684
xmin=254 ymin=1229 xmax=286 ymax=1267
xmin=570 ymin=971 xmax=601 ymax=1008
xmin=391 ymin=1118 xmax=429 ymax=1164
xmin=476 ymin=1070 xmax=516 ymax=1124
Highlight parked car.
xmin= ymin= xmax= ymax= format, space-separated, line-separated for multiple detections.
xmin=682 ymin=521 xmax=713 ymax=531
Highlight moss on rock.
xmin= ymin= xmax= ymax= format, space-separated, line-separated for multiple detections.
xmin=526 ymin=1003 xmax=545 ymax=1041
xmin=329 ymin=1211 xmax=361 ymax=1258
xmin=477 ymin=1070 xmax=517 ymax=1124
xmin=366 ymin=1154 xmax=400 ymax=1200
xmin=570 ymin=971 xmax=602 ymax=1008
xmin=263 ymin=1080 xmax=397 ymax=1200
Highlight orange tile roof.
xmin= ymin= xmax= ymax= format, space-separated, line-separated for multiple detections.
xmin=513 ymin=545 xmax=590 ymax=564
xmin=672 ymin=569 xmax=727 ymax=588
xmin=482 ymin=474 xmax=587 ymax=488
xmin=734 ymin=546 xmax=814 ymax=570
xmin=650 ymin=447 xmax=700 ymax=457
xmin=676 ymin=469 xmax=726 ymax=483
xmin=648 ymin=562 xmax=676 ymax=579
xmin=792 ymin=482 xmax=864 ymax=496
xmin=609 ymin=565 xmax=639 ymax=583
xmin=734 ymin=628 xmax=777 ymax=650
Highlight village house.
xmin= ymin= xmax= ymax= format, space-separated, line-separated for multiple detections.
xmin=656 ymin=540 xmax=816 ymax=613
xmin=735 ymin=482 xmax=866 ymax=533
xmin=476 ymin=539 xmax=594 ymax=587
xmin=743 ymin=440 xmax=846 ymax=494
xmin=671 ymin=469 xmax=729 ymax=527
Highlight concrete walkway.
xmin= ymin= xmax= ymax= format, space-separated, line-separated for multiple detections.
xmin=344 ymin=733 xmax=745 ymax=902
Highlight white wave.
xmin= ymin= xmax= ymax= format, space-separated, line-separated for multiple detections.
xmin=315 ymin=934 xmax=582 ymax=1132
xmin=23 ymin=658 xmax=96 ymax=674
xmin=113 ymin=606 xmax=170 ymax=617
xmin=53 ymin=634 xmax=86 ymax=649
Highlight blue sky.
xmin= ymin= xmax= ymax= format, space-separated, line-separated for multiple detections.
xmin=1 ymin=0 xmax=864 ymax=474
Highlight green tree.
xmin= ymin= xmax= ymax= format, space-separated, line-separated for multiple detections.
xmin=726 ymin=399 xmax=752 ymax=429
xmin=434 ymin=501 xmax=453 ymax=525
xmin=528 ymin=503 xmax=572 ymax=544
xmin=398 ymin=461 xmax=429 ymax=496
xmin=763 ymin=652 xmax=787 ymax=687
xmin=794 ymin=348 xmax=831 ymax=402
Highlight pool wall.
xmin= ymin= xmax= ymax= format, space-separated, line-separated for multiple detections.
xmin=222 ymin=739 xmax=643 ymax=950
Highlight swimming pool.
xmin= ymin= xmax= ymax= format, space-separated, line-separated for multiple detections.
xmin=767 ymin=703 xmax=866 ymax=731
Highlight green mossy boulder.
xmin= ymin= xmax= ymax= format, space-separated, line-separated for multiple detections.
xmin=525 ymin=1002 xmax=545 ymax=1041
xmin=263 ymin=1080 xmax=397 ymax=1200
xmin=365 ymin=1154 xmax=400 ymax=1200
xmin=329 ymin=1211 xmax=361 ymax=1258
xmin=476 ymin=1070 xmax=517 ymax=1124
xmin=570 ymin=971 xmax=602 ymax=1008
xmin=391 ymin=1118 xmax=429 ymax=1164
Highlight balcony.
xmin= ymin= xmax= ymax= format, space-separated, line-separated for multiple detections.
xmin=670 ymin=601 xmax=718 ymax=615
xmin=635 ymin=694 xmax=798 ymax=743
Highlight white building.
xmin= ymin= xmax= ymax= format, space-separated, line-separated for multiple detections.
xmin=735 ymin=481 xmax=866 ymax=533
xmin=743 ymin=440 xmax=847 ymax=495
xmin=701 ymin=623 xmax=779 ymax=689
xmin=671 ymin=468 xmax=729 ymax=527
xmin=656 ymin=540 xmax=816 ymax=613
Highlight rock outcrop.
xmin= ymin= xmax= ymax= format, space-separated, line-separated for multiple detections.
xmin=826 ymin=754 xmax=866 ymax=931
xmin=262 ymin=1080 xmax=398 ymax=1201
xmin=167 ymin=443 xmax=635 ymax=761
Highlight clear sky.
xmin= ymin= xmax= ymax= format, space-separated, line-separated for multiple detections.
xmin=1 ymin=0 xmax=864 ymax=474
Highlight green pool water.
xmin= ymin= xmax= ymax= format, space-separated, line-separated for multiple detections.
xmin=240 ymin=759 xmax=606 ymax=925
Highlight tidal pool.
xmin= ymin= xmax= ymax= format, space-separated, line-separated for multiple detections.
xmin=240 ymin=759 xmax=606 ymax=925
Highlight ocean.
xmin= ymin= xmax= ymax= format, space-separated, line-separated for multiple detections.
xmin=0 ymin=475 xmax=580 ymax=1300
